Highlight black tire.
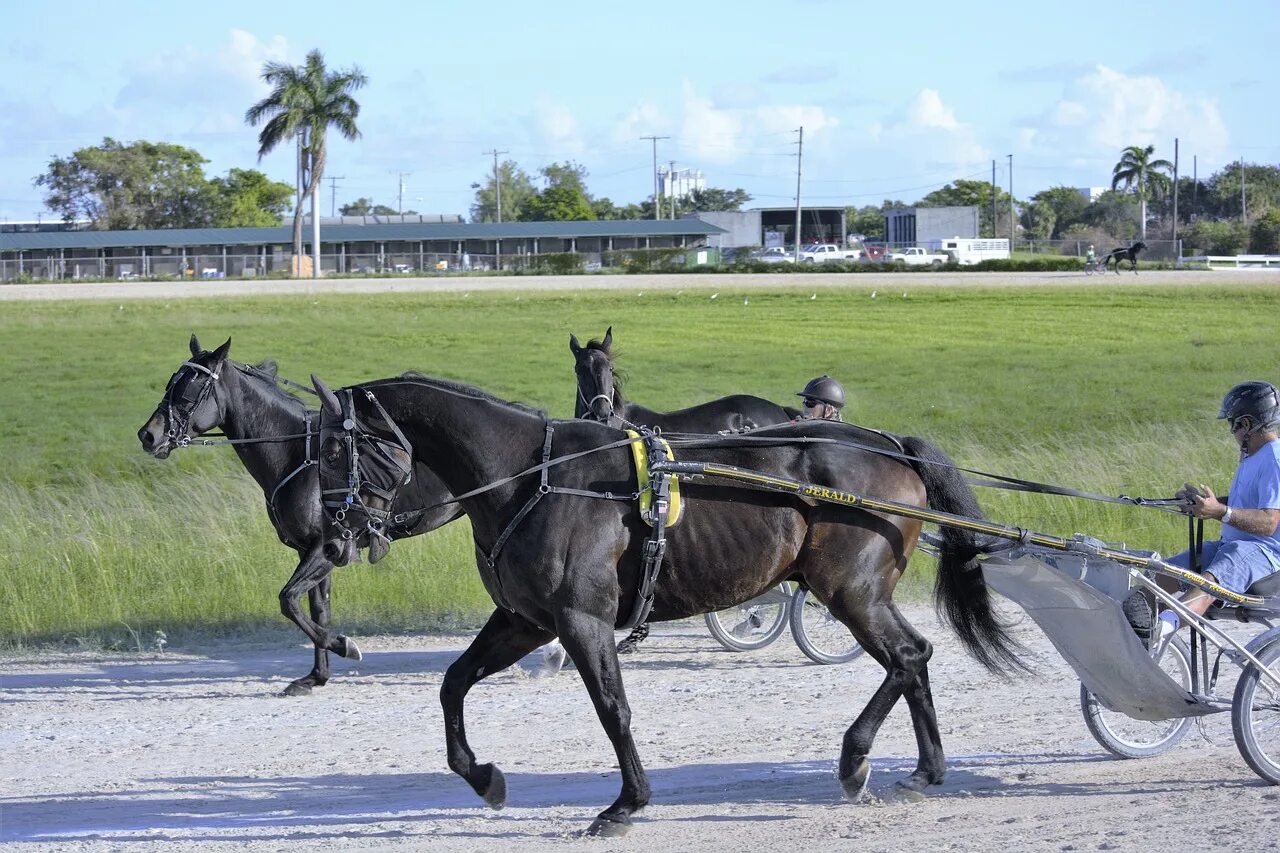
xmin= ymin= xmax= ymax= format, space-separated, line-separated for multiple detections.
xmin=1232 ymin=638 xmax=1280 ymax=785
xmin=1080 ymin=635 xmax=1194 ymax=758
xmin=788 ymin=587 xmax=864 ymax=665
xmin=704 ymin=584 xmax=791 ymax=651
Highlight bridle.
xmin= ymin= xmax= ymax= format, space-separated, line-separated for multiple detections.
xmin=317 ymin=387 xmax=415 ymax=549
xmin=159 ymin=360 xmax=221 ymax=446
xmin=576 ymin=352 xmax=615 ymax=421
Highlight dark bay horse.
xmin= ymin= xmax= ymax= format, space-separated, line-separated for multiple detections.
xmin=137 ymin=336 xmax=461 ymax=695
xmin=1102 ymin=240 xmax=1148 ymax=274
xmin=570 ymin=327 xmax=801 ymax=428
xmin=309 ymin=372 xmax=1023 ymax=837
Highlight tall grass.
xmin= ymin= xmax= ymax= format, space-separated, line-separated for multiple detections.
xmin=1 ymin=282 xmax=1273 ymax=645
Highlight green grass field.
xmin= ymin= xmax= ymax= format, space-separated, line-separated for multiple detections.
xmin=2 ymin=280 xmax=1274 ymax=647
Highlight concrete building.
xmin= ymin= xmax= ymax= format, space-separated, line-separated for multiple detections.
xmin=883 ymin=206 xmax=979 ymax=245
xmin=692 ymin=207 xmax=848 ymax=249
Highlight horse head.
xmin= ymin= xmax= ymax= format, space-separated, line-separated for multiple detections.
xmin=570 ymin=326 xmax=616 ymax=422
xmin=311 ymin=374 xmax=414 ymax=567
xmin=138 ymin=334 xmax=232 ymax=459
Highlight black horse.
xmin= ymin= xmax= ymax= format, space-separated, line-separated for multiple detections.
xmin=570 ymin=327 xmax=802 ymax=428
xmin=309 ymin=371 xmax=1023 ymax=837
xmin=570 ymin=326 xmax=801 ymax=652
xmin=137 ymin=336 xmax=461 ymax=695
xmin=1101 ymin=240 xmax=1148 ymax=274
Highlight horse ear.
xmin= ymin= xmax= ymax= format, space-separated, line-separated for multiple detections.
xmin=603 ymin=327 xmax=612 ymax=349
xmin=211 ymin=338 xmax=231 ymax=364
xmin=569 ymin=334 xmax=581 ymax=356
xmin=189 ymin=334 xmax=202 ymax=357
xmin=311 ymin=374 xmax=343 ymax=417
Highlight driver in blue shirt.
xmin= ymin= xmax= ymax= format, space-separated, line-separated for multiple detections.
xmin=1144 ymin=381 xmax=1280 ymax=653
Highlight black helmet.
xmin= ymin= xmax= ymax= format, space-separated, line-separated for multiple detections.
xmin=797 ymin=375 xmax=845 ymax=409
xmin=1218 ymin=381 xmax=1280 ymax=431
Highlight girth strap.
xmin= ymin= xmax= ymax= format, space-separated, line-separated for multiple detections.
xmin=619 ymin=428 xmax=676 ymax=631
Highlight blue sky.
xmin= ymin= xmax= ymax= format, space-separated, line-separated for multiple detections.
xmin=2 ymin=0 xmax=1276 ymax=224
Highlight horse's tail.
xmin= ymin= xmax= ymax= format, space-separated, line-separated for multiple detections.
xmin=899 ymin=435 xmax=1027 ymax=675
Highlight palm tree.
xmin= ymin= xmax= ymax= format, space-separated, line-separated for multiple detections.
xmin=1111 ymin=144 xmax=1173 ymax=241
xmin=245 ymin=50 xmax=366 ymax=277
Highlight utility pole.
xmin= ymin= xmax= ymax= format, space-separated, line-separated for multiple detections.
xmin=393 ymin=171 xmax=412 ymax=215
xmin=640 ymin=135 xmax=668 ymax=220
xmin=482 ymin=149 xmax=508 ymax=223
xmin=1172 ymin=138 xmax=1178 ymax=251
xmin=1193 ymin=156 xmax=1198 ymax=221
xmin=327 ymin=175 xmax=345 ymax=218
xmin=669 ymin=161 xmax=677 ymax=219
xmin=1241 ymin=156 xmax=1247 ymax=223
xmin=794 ymin=126 xmax=804 ymax=263
xmin=991 ymin=159 xmax=997 ymax=239
xmin=1007 ymin=154 xmax=1014 ymax=250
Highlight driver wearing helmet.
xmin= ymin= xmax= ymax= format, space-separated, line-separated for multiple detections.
xmin=1135 ymin=381 xmax=1280 ymax=653
xmin=797 ymin=375 xmax=845 ymax=422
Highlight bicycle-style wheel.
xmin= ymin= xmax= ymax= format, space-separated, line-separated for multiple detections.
xmin=1080 ymin=635 xmax=1194 ymax=758
xmin=788 ymin=587 xmax=864 ymax=665
xmin=1232 ymin=638 xmax=1280 ymax=785
xmin=704 ymin=584 xmax=791 ymax=651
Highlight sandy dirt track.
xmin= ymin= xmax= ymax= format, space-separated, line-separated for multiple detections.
xmin=1 ymin=268 xmax=1278 ymax=301
xmin=4 ymin=604 xmax=1280 ymax=852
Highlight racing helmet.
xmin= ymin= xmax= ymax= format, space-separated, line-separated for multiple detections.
xmin=797 ymin=375 xmax=845 ymax=409
xmin=1218 ymin=380 xmax=1280 ymax=431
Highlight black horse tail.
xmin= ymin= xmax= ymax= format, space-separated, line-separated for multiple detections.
xmin=899 ymin=435 xmax=1027 ymax=675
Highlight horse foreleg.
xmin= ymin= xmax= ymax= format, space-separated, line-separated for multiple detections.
xmin=286 ymin=576 xmax=336 ymax=697
xmin=441 ymin=608 xmax=553 ymax=810
xmin=557 ymin=613 xmax=650 ymax=837
xmin=278 ymin=548 xmax=359 ymax=697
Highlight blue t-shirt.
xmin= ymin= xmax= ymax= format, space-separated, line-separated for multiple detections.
xmin=1223 ymin=438 xmax=1280 ymax=558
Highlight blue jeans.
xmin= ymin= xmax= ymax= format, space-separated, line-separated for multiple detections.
xmin=1167 ymin=539 xmax=1280 ymax=594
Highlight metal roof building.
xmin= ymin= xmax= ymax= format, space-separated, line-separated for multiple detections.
xmin=1 ymin=218 xmax=725 ymax=280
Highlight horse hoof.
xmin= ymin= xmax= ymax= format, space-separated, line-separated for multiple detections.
xmin=478 ymin=763 xmax=507 ymax=810
xmin=891 ymin=781 xmax=928 ymax=803
xmin=585 ymin=816 xmax=631 ymax=838
xmin=840 ymin=758 xmax=871 ymax=803
xmin=281 ymin=681 xmax=313 ymax=697
xmin=339 ymin=636 xmax=362 ymax=661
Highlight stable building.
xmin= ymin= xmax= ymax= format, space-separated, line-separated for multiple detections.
xmin=692 ymin=207 xmax=849 ymax=249
xmin=0 ymin=217 xmax=726 ymax=280
xmin=883 ymin=206 xmax=979 ymax=245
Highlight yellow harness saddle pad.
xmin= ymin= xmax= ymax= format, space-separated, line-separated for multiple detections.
xmin=626 ymin=429 xmax=683 ymax=527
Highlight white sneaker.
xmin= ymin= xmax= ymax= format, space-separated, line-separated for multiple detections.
xmin=526 ymin=641 xmax=567 ymax=678
xmin=1151 ymin=618 xmax=1178 ymax=660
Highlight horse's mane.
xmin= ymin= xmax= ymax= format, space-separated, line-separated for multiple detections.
xmin=232 ymin=359 xmax=306 ymax=406
xmin=396 ymin=371 xmax=547 ymax=417
xmin=583 ymin=337 xmax=628 ymax=393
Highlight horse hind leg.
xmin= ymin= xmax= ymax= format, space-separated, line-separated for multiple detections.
xmin=821 ymin=594 xmax=942 ymax=803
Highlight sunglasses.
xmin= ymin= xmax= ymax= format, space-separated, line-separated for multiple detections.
xmin=803 ymin=398 xmax=822 ymax=409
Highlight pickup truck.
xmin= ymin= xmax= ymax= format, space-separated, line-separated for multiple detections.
xmin=884 ymin=247 xmax=949 ymax=266
xmin=799 ymin=243 xmax=861 ymax=263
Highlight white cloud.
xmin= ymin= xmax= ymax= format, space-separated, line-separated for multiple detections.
xmin=870 ymin=89 xmax=988 ymax=168
xmin=1022 ymin=65 xmax=1228 ymax=162
xmin=610 ymin=102 xmax=666 ymax=148
xmin=529 ymin=97 xmax=584 ymax=158
xmin=677 ymin=82 xmax=838 ymax=164
xmin=116 ymin=30 xmax=292 ymax=113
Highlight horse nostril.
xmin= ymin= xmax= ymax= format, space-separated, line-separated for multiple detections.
xmin=139 ymin=430 xmax=154 ymax=450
